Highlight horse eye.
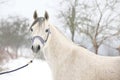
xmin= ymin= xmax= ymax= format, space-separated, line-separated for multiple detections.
xmin=45 ymin=29 xmax=49 ymax=32
xmin=30 ymin=28 xmax=33 ymax=31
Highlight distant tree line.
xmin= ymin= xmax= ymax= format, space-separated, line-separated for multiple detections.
xmin=0 ymin=16 xmax=30 ymax=61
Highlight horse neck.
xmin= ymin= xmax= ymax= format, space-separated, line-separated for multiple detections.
xmin=43 ymin=24 xmax=74 ymax=68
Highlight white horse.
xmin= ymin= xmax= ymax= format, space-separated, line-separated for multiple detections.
xmin=30 ymin=11 xmax=120 ymax=80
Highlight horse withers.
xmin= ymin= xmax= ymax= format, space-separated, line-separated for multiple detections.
xmin=29 ymin=11 xmax=120 ymax=80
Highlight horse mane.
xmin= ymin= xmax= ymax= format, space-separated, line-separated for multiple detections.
xmin=50 ymin=24 xmax=73 ymax=44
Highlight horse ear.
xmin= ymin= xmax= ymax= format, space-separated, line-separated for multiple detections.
xmin=44 ymin=11 xmax=49 ymax=20
xmin=33 ymin=10 xmax=38 ymax=20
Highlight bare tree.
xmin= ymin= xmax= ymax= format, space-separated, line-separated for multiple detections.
xmin=58 ymin=0 xmax=120 ymax=54
xmin=78 ymin=0 xmax=120 ymax=54
xmin=58 ymin=0 xmax=79 ymax=42
xmin=0 ymin=16 xmax=30 ymax=58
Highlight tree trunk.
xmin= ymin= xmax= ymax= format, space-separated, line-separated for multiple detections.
xmin=71 ymin=31 xmax=75 ymax=42
xmin=93 ymin=38 xmax=99 ymax=54
xmin=13 ymin=47 xmax=18 ymax=58
xmin=5 ymin=47 xmax=14 ymax=59
xmin=95 ymin=47 xmax=98 ymax=54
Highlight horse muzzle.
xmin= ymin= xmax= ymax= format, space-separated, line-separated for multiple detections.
xmin=31 ymin=45 xmax=41 ymax=53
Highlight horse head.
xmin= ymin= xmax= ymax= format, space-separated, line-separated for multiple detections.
xmin=30 ymin=11 xmax=51 ymax=53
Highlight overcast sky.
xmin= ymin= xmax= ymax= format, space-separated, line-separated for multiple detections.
xmin=0 ymin=0 xmax=61 ymax=24
xmin=0 ymin=0 xmax=72 ymax=39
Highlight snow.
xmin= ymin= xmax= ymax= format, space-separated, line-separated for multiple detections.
xmin=0 ymin=58 xmax=52 ymax=80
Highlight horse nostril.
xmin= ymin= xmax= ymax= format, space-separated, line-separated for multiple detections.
xmin=31 ymin=46 xmax=34 ymax=50
xmin=37 ymin=45 xmax=40 ymax=50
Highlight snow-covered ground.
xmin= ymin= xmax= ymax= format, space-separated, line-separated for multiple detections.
xmin=0 ymin=58 xmax=52 ymax=80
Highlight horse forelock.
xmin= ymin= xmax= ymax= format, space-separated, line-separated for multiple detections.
xmin=30 ymin=17 xmax=45 ymax=29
